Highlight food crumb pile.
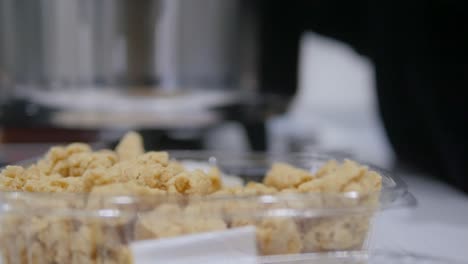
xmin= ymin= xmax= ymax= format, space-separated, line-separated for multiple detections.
xmin=0 ymin=132 xmax=383 ymax=264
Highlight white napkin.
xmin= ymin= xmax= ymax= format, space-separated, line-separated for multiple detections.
xmin=131 ymin=226 xmax=258 ymax=264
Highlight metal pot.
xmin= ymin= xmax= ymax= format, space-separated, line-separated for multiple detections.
xmin=0 ymin=0 xmax=258 ymax=118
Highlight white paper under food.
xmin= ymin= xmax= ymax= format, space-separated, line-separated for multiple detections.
xmin=131 ymin=226 xmax=258 ymax=264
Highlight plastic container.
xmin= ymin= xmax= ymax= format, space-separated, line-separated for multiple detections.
xmin=0 ymin=151 xmax=415 ymax=264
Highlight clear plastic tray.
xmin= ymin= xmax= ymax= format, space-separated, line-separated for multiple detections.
xmin=0 ymin=151 xmax=415 ymax=264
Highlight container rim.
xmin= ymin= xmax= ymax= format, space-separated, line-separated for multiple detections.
xmin=0 ymin=150 xmax=415 ymax=213
xmin=167 ymin=150 xmax=410 ymax=195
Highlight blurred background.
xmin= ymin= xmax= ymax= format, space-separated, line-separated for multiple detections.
xmin=0 ymin=0 xmax=467 ymax=260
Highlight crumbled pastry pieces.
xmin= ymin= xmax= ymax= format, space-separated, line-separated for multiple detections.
xmin=135 ymin=151 xmax=169 ymax=166
xmin=180 ymin=203 xmax=227 ymax=235
xmin=207 ymin=167 xmax=222 ymax=192
xmin=302 ymin=215 xmax=370 ymax=251
xmin=0 ymin=144 xmax=218 ymax=196
xmin=0 ymin=166 xmax=26 ymax=190
xmin=257 ymin=218 xmax=303 ymax=255
xmin=4 ymin=215 xmax=133 ymax=264
xmin=167 ymin=170 xmax=215 ymax=195
xmin=264 ymin=162 xmax=314 ymax=190
xmin=244 ymin=182 xmax=278 ymax=195
xmin=212 ymin=182 xmax=277 ymax=197
xmin=135 ymin=204 xmax=185 ymax=240
xmin=298 ymin=159 xmax=381 ymax=193
xmin=67 ymin=151 xmax=119 ymax=177
xmin=90 ymin=182 xmax=166 ymax=196
xmin=0 ymin=131 xmax=384 ymax=264
xmin=315 ymin=160 xmax=339 ymax=178
xmin=264 ymin=159 xmax=381 ymax=196
xmin=342 ymin=170 xmax=382 ymax=193
xmin=36 ymin=143 xmax=92 ymax=176
xmin=115 ymin=131 xmax=145 ymax=161
xmin=24 ymin=174 xmax=85 ymax=193
xmin=135 ymin=204 xmax=227 ymax=240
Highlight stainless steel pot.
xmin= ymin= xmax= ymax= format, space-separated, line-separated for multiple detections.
xmin=0 ymin=0 xmax=258 ymax=118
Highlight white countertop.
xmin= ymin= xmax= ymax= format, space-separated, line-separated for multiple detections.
xmin=373 ymin=173 xmax=468 ymax=262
